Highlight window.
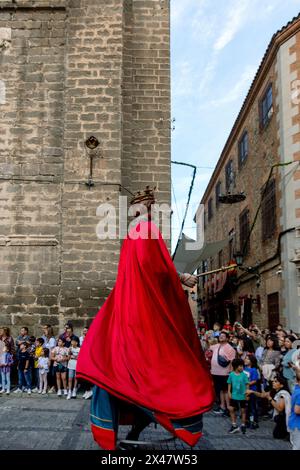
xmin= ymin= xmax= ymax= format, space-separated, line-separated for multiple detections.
xmin=225 ymin=160 xmax=234 ymax=191
xmin=260 ymin=83 xmax=273 ymax=129
xmin=208 ymin=198 xmax=213 ymax=221
xmin=239 ymin=208 xmax=250 ymax=255
xmin=262 ymin=178 xmax=276 ymax=240
xmin=238 ymin=131 xmax=248 ymax=167
xmin=215 ymin=181 xmax=222 ymax=208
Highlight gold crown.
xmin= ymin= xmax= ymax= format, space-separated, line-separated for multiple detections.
xmin=130 ymin=185 xmax=157 ymax=205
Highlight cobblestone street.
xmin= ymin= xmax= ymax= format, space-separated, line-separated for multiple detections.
xmin=0 ymin=393 xmax=292 ymax=451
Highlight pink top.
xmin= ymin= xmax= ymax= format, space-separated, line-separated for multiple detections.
xmin=210 ymin=343 xmax=236 ymax=376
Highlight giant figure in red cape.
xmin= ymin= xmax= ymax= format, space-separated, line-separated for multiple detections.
xmin=76 ymin=187 xmax=214 ymax=450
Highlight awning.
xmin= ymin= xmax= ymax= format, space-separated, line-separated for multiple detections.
xmin=173 ymin=233 xmax=228 ymax=274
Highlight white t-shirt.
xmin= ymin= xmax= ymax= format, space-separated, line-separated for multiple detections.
xmin=38 ymin=357 xmax=49 ymax=373
xmin=68 ymin=347 xmax=80 ymax=370
xmin=52 ymin=346 xmax=69 ymax=366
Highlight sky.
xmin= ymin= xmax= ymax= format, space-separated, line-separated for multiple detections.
xmin=171 ymin=0 xmax=300 ymax=252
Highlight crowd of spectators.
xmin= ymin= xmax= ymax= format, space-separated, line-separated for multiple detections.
xmin=198 ymin=318 xmax=300 ymax=449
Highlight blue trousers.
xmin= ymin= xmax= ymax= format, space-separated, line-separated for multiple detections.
xmin=18 ymin=369 xmax=32 ymax=390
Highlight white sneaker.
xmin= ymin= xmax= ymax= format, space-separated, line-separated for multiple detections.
xmin=32 ymin=388 xmax=38 ymax=393
xmin=6 ymin=390 xmax=10 ymax=395
xmin=82 ymin=391 xmax=87 ymax=399
xmin=14 ymin=388 xmax=22 ymax=393
xmin=85 ymin=390 xmax=93 ymax=400
xmin=38 ymin=389 xmax=42 ymax=394
xmin=48 ymin=386 xmax=55 ymax=394
xmin=66 ymin=391 xmax=72 ymax=400
xmin=72 ymin=389 xmax=77 ymax=398
xmin=27 ymin=389 xmax=31 ymax=395
xmin=23 ymin=388 xmax=27 ymax=392
xmin=42 ymin=391 xmax=47 ymax=395
xmin=63 ymin=389 xmax=68 ymax=396
xmin=57 ymin=389 xmax=62 ymax=397
xmin=0 ymin=388 xmax=4 ymax=393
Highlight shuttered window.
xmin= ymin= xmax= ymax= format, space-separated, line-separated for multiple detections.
xmin=239 ymin=208 xmax=250 ymax=255
xmin=225 ymin=160 xmax=234 ymax=191
xmin=261 ymin=178 xmax=276 ymax=240
xmin=238 ymin=131 xmax=248 ymax=167
xmin=208 ymin=197 xmax=213 ymax=221
xmin=260 ymin=83 xmax=273 ymax=129
xmin=215 ymin=181 xmax=222 ymax=208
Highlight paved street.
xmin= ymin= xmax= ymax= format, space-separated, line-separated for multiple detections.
xmin=0 ymin=392 xmax=292 ymax=450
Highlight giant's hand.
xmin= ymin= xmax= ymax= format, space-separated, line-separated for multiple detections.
xmin=180 ymin=273 xmax=198 ymax=288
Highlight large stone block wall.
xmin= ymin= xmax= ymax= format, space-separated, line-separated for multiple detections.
xmin=0 ymin=2 xmax=66 ymax=334
xmin=121 ymin=0 xmax=171 ymax=204
xmin=0 ymin=0 xmax=171 ymax=335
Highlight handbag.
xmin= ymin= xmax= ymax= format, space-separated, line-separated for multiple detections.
xmin=217 ymin=345 xmax=230 ymax=368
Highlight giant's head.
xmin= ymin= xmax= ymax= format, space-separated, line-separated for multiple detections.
xmin=129 ymin=185 xmax=156 ymax=218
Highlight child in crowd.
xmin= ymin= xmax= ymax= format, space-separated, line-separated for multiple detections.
xmin=213 ymin=322 xmax=221 ymax=338
xmin=52 ymin=338 xmax=69 ymax=396
xmin=0 ymin=343 xmax=14 ymax=394
xmin=244 ymin=354 xmax=260 ymax=429
xmin=15 ymin=341 xmax=33 ymax=394
xmin=38 ymin=348 xmax=50 ymax=394
xmin=204 ymin=337 xmax=217 ymax=367
xmin=198 ymin=316 xmax=208 ymax=331
xmin=33 ymin=337 xmax=44 ymax=393
xmin=67 ymin=337 xmax=81 ymax=399
xmin=227 ymin=358 xmax=249 ymax=434
xmin=28 ymin=336 xmax=36 ymax=354
xmin=79 ymin=327 xmax=88 ymax=346
xmin=223 ymin=320 xmax=233 ymax=332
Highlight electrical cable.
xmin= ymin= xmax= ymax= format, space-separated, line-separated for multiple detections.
xmin=241 ymin=161 xmax=295 ymax=256
xmin=171 ymin=160 xmax=197 ymax=260
xmin=171 ymin=181 xmax=181 ymax=226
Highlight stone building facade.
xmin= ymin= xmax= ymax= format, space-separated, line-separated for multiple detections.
xmin=196 ymin=15 xmax=300 ymax=332
xmin=0 ymin=0 xmax=171 ymax=335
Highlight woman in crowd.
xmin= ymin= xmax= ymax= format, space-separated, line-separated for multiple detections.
xmin=42 ymin=325 xmax=56 ymax=393
xmin=0 ymin=327 xmax=15 ymax=355
xmin=261 ymin=336 xmax=281 ymax=388
xmin=236 ymin=339 xmax=247 ymax=361
xmin=282 ymin=336 xmax=297 ymax=393
xmin=279 ymin=337 xmax=287 ymax=357
xmin=247 ymin=375 xmax=291 ymax=440
xmin=0 ymin=342 xmax=14 ymax=394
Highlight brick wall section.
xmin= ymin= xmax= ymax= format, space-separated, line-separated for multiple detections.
xmin=0 ymin=0 xmax=171 ymax=335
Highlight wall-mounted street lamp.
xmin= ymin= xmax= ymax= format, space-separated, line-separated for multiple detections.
xmin=218 ymin=192 xmax=246 ymax=204
xmin=85 ymin=136 xmax=100 ymax=189
xmin=234 ymin=251 xmax=261 ymax=287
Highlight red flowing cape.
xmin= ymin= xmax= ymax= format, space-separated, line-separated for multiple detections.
xmin=76 ymin=221 xmax=214 ymax=436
